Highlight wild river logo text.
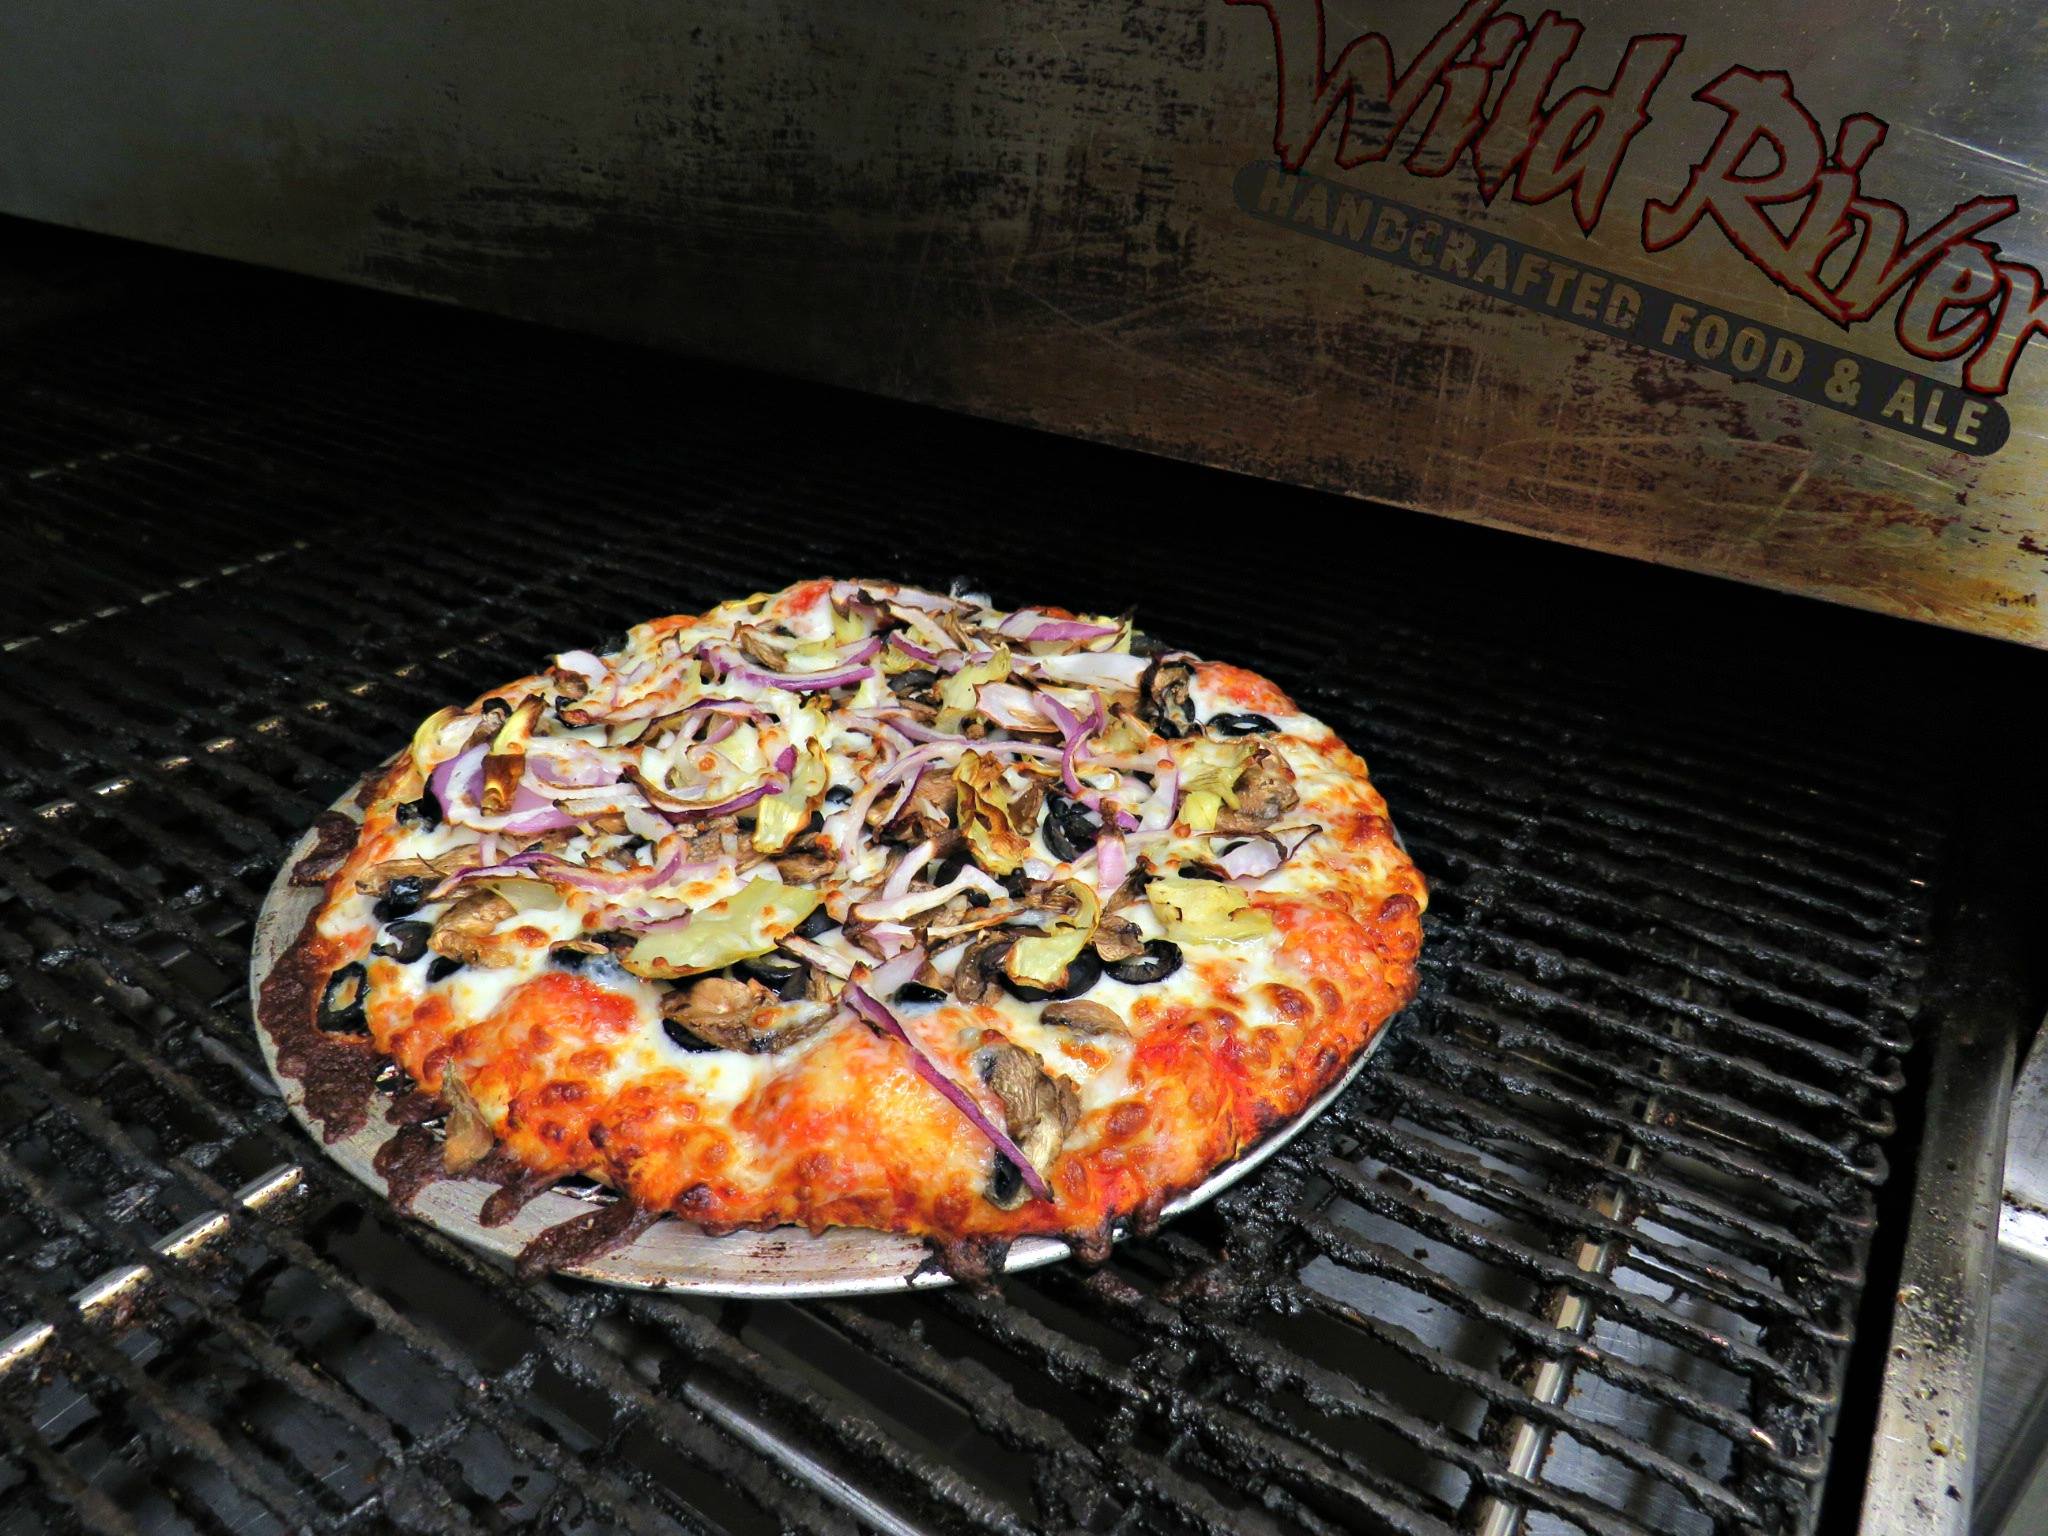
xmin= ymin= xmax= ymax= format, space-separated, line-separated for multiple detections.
xmin=1227 ymin=0 xmax=2041 ymax=454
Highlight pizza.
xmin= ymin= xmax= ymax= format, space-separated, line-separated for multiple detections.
xmin=259 ymin=578 xmax=1425 ymax=1277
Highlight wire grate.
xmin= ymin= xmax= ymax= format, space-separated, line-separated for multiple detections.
xmin=0 ymin=225 xmax=1957 ymax=1535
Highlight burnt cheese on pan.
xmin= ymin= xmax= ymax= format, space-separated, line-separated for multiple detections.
xmin=264 ymin=580 xmax=1426 ymax=1275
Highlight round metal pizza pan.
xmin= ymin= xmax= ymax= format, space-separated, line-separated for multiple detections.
xmin=249 ymin=786 xmax=1390 ymax=1297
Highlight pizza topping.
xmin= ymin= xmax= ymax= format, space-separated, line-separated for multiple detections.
xmin=1138 ymin=656 xmax=1198 ymax=739
xmin=935 ymin=646 xmax=1011 ymax=734
xmin=753 ymin=739 xmax=831 ymax=853
xmin=319 ymin=963 xmax=369 ymax=1034
xmin=1215 ymin=744 xmax=1300 ymax=832
xmin=949 ymin=931 xmax=1015 ymax=1004
xmin=1001 ymin=945 xmax=1102 ymax=1003
xmin=1214 ymin=825 xmax=1321 ymax=881
xmin=659 ymin=975 xmax=839 ymax=1054
xmin=1102 ymin=938 xmax=1184 ymax=986
xmin=358 ymin=848 xmax=480 ymax=896
xmin=954 ymin=751 xmax=1048 ymax=875
xmin=1001 ymin=879 xmax=1100 ymax=991
xmin=1087 ymin=913 xmax=1145 ymax=962
xmin=972 ymin=1039 xmax=1080 ymax=1209
xmin=619 ymin=878 xmax=823 ymax=979
xmin=1145 ymin=876 xmax=1274 ymax=946
xmin=371 ymin=920 xmax=433 ymax=965
xmin=428 ymin=890 xmax=521 ymax=968
xmin=441 ymin=1074 xmax=495 ymax=1174
xmin=1208 ymin=712 xmax=1280 ymax=737
xmin=480 ymin=697 xmax=546 ymax=815
xmin=1176 ymin=739 xmax=1260 ymax=834
xmin=1037 ymin=999 xmax=1129 ymax=1038
xmin=1040 ymin=794 xmax=1102 ymax=862
xmin=844 ymin=980 xmax=1059 ymax=1205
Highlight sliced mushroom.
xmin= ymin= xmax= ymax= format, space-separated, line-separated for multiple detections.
xmin=1213 ymin=744 xmax=1299 ymax=832
xmin=924 ymin=900 xmax=1026 ymax=941
xmin=355 ymin=847 xmax=479 ymax=895
xmin=880 ymin=772 xmax=957 ymax=845
xmin=950 ymin=932 xmax=1016 ymax=1004
xmin=735 ymin=624 xmax=791 ymax=669
xmin=441 ymin=1073 xmax=495 ymax=1174
xmin=974 ymin=1039 xmax=1081 ymax=1210
xmin=428 ymin=890 xmax=520 ymax=968
xmin=1090 ymin=913 xmax=1146 ymax=963
xmin=1039 ymin=999 xmax=1129 ymax=1038
xmin=684 ymin=814 xmax=740 ymax=861
xmin=658 ymin=974 xmax=839 ymax=1053
xmin=1138 ymin=656 xmax=1198 ymax=739
xmin=774 ymin=842 xmax=838 ymax=883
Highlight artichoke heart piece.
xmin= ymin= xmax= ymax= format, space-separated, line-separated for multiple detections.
xmin=622 ymin=879 xmax=823 ymax=979
xmin=409 ymin=705 xmax=463 ymax=775
xmin=955 ymin=749 xmax=1046 ymax=875
xmin=754 ymin=736 xmax=831 ymax=853
xmin=936 ymin=644 xmax=1010 ymax=734
xmin=1004 ymin=880 xmax=1101 ymax=989
xmin=1176 ymin=738 xmax=1257 ymax=834
xmin=481 ymin=696 xmax=546 ymax=814
xmin=1146 ymin=875 xmax=1274 ymax=945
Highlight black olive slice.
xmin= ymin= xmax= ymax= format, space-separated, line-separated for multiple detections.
xmin=1105 ymin=939 xmax=1182 ymax=986
xmin=738 ymin=951 xmax=809 ymax=1000
xmin=1041 ymin=795 xmax=1101 ymax=862
xmin=987 ymin=1155 xmax=1024 ymax=1205
xmin=370 ymin=920 xmax=432 ymax=965
xmin=1002 ymin=946 xmax=1102 ymax=1003
xmin=426 ymin=956 xmax=465 ymax=983
xmin=1208 ymin=712 xmax=1279 ymax=736
xmin=889 ymin=668 xmax=938 ymax=696
xmin=795 ymin=907 xmax=837 ymax=939
xmin=661 ymin=1016 xmax=723 ymax=1053
xmin=319 ymin=962 xmax=370 ymax=1033
xmin=893 ymin=981 xmax=948 ymax=1005
xmin=372 ymin=876 xmax=427 ymax=923
xmin=824 ymin=785 xmax=854 ymax=809
xmin=395 ymin=795 xmax=441 ymax=829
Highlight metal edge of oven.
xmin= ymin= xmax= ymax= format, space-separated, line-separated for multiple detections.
xmin=1850 ymin=728 xmax=2046 ymax=1536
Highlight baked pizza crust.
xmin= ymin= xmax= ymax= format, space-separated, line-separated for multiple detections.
xmin=259 ymin=580 xmax=1424 ymax=1273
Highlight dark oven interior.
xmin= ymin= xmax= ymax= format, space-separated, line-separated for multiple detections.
xmin=0 ymin=222 xmax=2042 ymax=1536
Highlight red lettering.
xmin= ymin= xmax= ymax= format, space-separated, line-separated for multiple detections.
xmin=1896 ymin=241 xmax=2001 ymax=361
xmin=1227 ymin=0 xmax=1502 ymax=169
xmin=1514 ymin=30 xmax=1683 ymax=232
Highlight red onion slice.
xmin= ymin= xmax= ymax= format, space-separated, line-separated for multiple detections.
xmin=1137 ymin=763 xmax=1180 ymax=832
xmin=859 ymin=948 xmax=927 ymax=1000
xmin=974 ymin=682 xmax=1053 ymax=732
xmin=887 ymin=633 xmax=943 ymax=667
xmin=781 ymin=934 xmax=854 ymax=979
xmin=1035 ymin=691 xmax=1097 ymax=798
xmin=844 ymin=981 xmax=1054 ymax=1203
xmin=554 ymin=649 xmax=609 ymax=684
xmin=1095 ymin=832 xmax=1128 ymax=888
xmin=880 ymin=838 xmax=937 ymax=904
xmin=1217 ymin=838 xmax=1282 ymax=881
xmin=992 ymin=610 xmax=1122 ymax=644
xmin=661 ymin=776 xmax=784 ymax=822
xmin=701 ymin=636 xmax=882 ymax=694
xmin=1015 ymin=652 xmax=1150 ymax=689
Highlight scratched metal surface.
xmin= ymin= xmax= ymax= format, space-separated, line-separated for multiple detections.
xmin=0 ymin=0 xmax=2044 ymax=643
